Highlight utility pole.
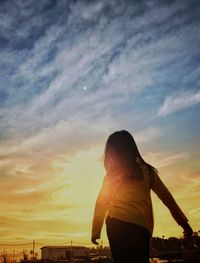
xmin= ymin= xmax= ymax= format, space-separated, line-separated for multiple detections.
xmin=70 ymin=240 xmax=73 ymax=261
xmin=33 ymin=240 xmax=35 ymax=261
xmin=12 ymin=250 xmax=15 ymax=263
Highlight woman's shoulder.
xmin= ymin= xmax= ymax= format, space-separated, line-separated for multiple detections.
xmin=136 ymin=159 xmax=158 ymax=187
xmin=136 ymin=158 xmax=149 ymax=174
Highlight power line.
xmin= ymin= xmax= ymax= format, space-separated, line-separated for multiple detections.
xmin=0 ymin=243 xmax=32 ymax=246
xmin=0 ymin=240 xmax=109 ymax=247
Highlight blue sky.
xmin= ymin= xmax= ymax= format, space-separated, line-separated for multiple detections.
xmin=0 ymin=0 xmax=200 ymax=248
xmin=1 ymin=0 xmax=200 ymax=141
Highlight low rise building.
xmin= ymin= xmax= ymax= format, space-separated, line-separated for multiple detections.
xmin=41 ymin=245 xmax=89 ymax=260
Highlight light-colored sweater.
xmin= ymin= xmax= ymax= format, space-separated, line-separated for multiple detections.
xmin=92 ymin=164 xmax=188 ymax=238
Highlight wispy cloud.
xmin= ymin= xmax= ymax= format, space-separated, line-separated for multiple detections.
xmin=134 ymin=127 xmax=162 ymax=143
xmin=158 ymin=90 xmax=200 ymax=116
xmin=144 ymin=151 xmax=190 ymax=168
xmin=0 ymin=0 xmax=199 ymax=242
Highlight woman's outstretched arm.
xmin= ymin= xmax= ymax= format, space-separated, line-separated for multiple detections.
xmin=91 ymin=175 xmax=112 ymax=244
xmin=151 ymin=171 xmax=193 ymax=238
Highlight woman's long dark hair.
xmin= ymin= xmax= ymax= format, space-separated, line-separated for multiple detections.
xmin=104 ymin=130 xmax=157 ymax=180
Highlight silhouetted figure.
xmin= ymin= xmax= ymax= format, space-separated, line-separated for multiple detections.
xmin=91 ymin=130 xmax=193 ymax=263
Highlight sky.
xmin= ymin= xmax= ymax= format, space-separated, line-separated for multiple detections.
xmin=0 ymin=0 xmax=200 ymax=256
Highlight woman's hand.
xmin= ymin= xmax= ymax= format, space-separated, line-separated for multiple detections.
xmin=91 ymin=235 xmax=100 ymax=245
xmin=182 ymin=222 xmax=193 ymax=238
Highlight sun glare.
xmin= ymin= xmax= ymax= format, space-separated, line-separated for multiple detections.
xmin=53 ymin=146 xmax=105 ymax=223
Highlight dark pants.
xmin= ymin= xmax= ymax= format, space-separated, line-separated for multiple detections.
xmin=106 ymin=216 xmax=151 ymax=263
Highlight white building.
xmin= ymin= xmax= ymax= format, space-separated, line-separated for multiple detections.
xmin=40 ymin=246 xmax=89 ymax=260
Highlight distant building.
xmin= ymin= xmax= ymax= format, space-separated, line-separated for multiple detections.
xmin=40 ymin=246 xmax=89 ymax=260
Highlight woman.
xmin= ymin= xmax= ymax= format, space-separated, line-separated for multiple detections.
xmin=91 ymin=130 xmax=193 ymax=263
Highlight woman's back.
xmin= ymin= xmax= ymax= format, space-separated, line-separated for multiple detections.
xmin=104 ymin=162 xmax=155 ymax=234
